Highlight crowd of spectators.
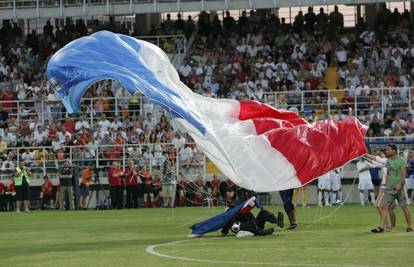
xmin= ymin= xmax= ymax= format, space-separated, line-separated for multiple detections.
xmin=1 ymin=5 xmax=414 ymax=209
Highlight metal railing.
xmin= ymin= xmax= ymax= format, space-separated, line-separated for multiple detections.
xmin=263 ymin=87 xmax=413 ymax=119
xmin=0 ymin=86 xmax=413 ymax=125
xmin=1 ymin=137 xmax=413 ymax=184
xmin=0 ymin=142 xmax=207 ymax=181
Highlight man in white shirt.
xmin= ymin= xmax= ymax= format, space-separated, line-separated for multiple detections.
xmin=317 ymin=172 xmax=331 ymax=207
xmin=357 ymin=158 xmax=376 ymax=205
xmin=110 ymin=117 xmax=123 ymax=131
xmin=172 ymin=132 xmax=186 ymax=150
xmin=179 ymin=145 xmax=193 ymax=169
xmin=178 ymin=59 xmax=192 ymax=78
xmin=143 ymin=112 xmax=157 ymax=130
xmin=97 ymin=114 xmax=111 ymax=131
xmin=75 ymin=115 xmax=90 ymax=131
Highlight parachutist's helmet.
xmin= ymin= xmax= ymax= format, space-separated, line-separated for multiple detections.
xmin=231 ymin=221 xmax=241 ymax=233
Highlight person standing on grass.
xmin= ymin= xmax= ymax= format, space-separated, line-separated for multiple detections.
xmin=59 ymin=161 xmax=74 ymax=211
xmin=372 ymin=144 xmax=413 ymax=233
xmin=125 ymin=160 xmax=141 ymax=209
xmin=161 ymin=160 xmax=176 ymax=208
xmin=41 ymin=176 xmax=53 ymax=210
xmin=356 ymin=157 xmax=376 ymax=205
xmin=279 ymin=188 xmax=297 ymax=230
xmin=79 ymin=164 xmax=95 ymax=210
xmin=14 ymin=161 xmax=32 ymax=212
xmin=108 ymin=161 xmax=125 ymax=209
xmin=364 ymin=152 xmax=396 ymax=231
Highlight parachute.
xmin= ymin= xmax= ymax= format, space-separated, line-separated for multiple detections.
xmin=46 ymin=30 xmax=367 ymax=192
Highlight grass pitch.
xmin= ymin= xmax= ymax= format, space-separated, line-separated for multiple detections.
xmin=1 ymin=205 xmax=414 ymax=267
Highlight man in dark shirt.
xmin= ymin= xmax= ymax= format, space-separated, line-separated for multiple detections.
xmin=59 ymin=160 xmax=73 ymax=210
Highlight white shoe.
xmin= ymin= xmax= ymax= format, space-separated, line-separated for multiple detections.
xmin=16 ymin=209 xmax=21 ymax=213
xmin=25 ymin=208 xmax=31 ymax=213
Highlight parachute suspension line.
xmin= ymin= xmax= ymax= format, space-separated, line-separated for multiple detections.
xmin=143 ymin=99 xmax=222 ymax=207
xmin=305 ymin=176 xmax=357 ymax=229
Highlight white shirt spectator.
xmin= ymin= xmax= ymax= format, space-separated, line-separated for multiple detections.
xmin=172 ymin=135 xmax=186 ymax=150
xmin=75 ymin=120 xmax=90 ymax=131
xmin=179 ymin=146 xmax=193 ymax=161
xmin=143 ymin=117 xmax=157 ymax=130
xmin=335 ymin=49 xmax=347 ymax=63
xmin=1 ymin=160 xmax=15 ymax=171
xmin=179 ymin=63 xmax=192 ymax=78
xmin=246 ymin=45 xmax=258 ymax=58
xmin=21 ymin=151 xmax=34 ymax=162
xmin=52 ymin=139 xmax=62 ymax=151
xmin=98 ymin=119 xmax=111 ymax=131
xmin=110 ymin=120 xmax=123 ymax=131
xmin=58 ymin=131 xmax=71 ymax=143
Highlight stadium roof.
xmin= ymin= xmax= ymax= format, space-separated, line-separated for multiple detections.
xmin=0 ymin=0 xmax=404 ymax=20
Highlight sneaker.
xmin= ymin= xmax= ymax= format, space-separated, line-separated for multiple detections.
xmin=407 ymin=227 xmax=413 ymax=232
xmin=16 ymin=209 xmax=21 ymax=213
xmin=371 ymin=227 xmax=384 ymax=233
xmin=276 ymin=211 xmax=284 ymax=228
xmin=287 ymin=223 xmax=298 ymax=230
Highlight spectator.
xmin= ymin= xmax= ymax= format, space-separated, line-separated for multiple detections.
xmin=108 ymin=161 xmax=125 ymax=209
xmin=41 ymin=175 xmax=53 ymax=209
xmin=14 ymin=161 xmax=32 ymax=212
xmin=59 ymin=160 xmax=73 ymax=211
xmin=79 ymin=164 xmax=94 ymax=210
xmin=161 ymin=160 xmax=176 ymax=208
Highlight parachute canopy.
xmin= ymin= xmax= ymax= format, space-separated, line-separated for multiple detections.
xmin=46 ymin=31 xmax=367 ymax=192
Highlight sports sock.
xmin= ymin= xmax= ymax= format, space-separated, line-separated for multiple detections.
xmin=359 ymin=192 xmax=365 ymax=205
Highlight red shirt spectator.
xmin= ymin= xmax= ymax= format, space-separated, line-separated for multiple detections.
xmin=211 ymin=177 xmax=220 ymax=190
xmin=8 ymin=181 xmax=15 ymax=193
xmin=42 ymin=180 xmax=53 ymax=197
xmin=48 ymin=127 xmax=58 ymax=140
xmin=0 ymin=181 xmax=5 ymax=193
xmin=2 ymin=89 xmax=17 ymax=110
xmin=108 ymin=167 xmax=124 ymax=187
xmin=125 ymin=164 xmax=141 ymax=186
xmin=63 ymin=118 xmax=76 ymax=134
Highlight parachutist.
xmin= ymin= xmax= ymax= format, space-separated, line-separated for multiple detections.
xmin=221 ymin=207 xmax=284 ymax=237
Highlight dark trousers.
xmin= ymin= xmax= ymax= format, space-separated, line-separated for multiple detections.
xmin=279 ymin=189 xmax=295 ymax=214
xmin=7 ymin=195 xmax=15 ymax=211
xmin=42 ymin=194 xmax=53 ymax=209
xmin=0 ymin=194 xmax=6 ymax=211
xmin=110 ymin=186 xmax=123 ymax=209
xmin=126 ymin=185 xmax=138 ymax=208
xmin=240 ymin=210 xmax=276 ymax=235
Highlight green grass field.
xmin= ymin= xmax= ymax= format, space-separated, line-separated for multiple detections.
xmin=1 ymin=205 xmax=414 ymax=267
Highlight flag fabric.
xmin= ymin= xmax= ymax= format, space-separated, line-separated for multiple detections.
xmin=190 ymin=197 xmax=256 ymax=236
xmin=47 ymin=31 xmax=367 ymax=192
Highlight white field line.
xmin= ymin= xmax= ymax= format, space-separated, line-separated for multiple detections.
xmin=145 ymin=239 xmax=379 ymax=267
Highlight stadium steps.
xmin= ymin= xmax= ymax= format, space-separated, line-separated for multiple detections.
xmin=206 ymin=159 xmax=222 ymax=174
xmin=324 ymin=67 xmax=344 ymax=99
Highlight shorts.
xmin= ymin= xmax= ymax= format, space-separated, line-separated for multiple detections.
xmin=358 ymin=177 xmax=373 ymax=190
xmin=372 ymin=179 xmax=382 ymax=187
xmin=15 ymin=185 xmax=30 ymax=201
xmin=318 ymin=175 xmax=331 ymax=190
xmin=80 ymin=184 xmax=89 ymax=197
xmin=160 ymin=184 xmax=175 ymax=198
xmin=406 ymin=176 xmax=414 ymax=189
xmin=381 ymin=187 xmax=409 ymax=207
xmin=330 ymin=175 xmax=341 ymax=191
xmin=375 ymin=189 xmax=396 ymax=208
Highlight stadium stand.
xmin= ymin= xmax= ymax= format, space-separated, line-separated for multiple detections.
xmin=0 ymin=3 xmax=414 ymax=210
